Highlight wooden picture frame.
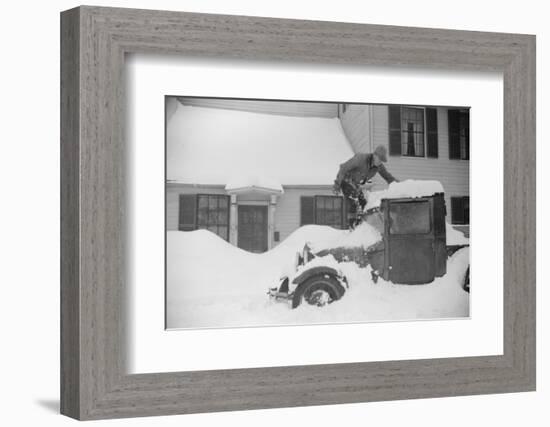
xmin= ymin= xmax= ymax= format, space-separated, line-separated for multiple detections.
xmin=60 ymin=6 xmax=536 ymax=420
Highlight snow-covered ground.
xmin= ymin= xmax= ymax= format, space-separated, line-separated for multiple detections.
xmin=166 ymin=224 xmax=470 ymax=329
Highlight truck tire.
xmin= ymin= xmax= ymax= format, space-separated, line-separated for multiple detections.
xmin=292 ymin=274 xmax=346 ymax=309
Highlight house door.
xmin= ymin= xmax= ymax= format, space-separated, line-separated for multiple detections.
xmin=238 ymin=205 xmax=268 ymax=253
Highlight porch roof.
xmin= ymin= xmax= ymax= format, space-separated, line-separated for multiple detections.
xmin=225 ymin=176 xmax=284 ymax=194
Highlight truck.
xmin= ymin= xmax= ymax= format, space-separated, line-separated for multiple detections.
xmin=268 ymin=192 xmax=470 ymax=308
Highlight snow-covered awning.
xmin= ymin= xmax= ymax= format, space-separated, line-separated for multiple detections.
xmin=225 ymin=176 xmax=284 ymax=194
xmin=167 ymin=104 xmax=354 ymax=186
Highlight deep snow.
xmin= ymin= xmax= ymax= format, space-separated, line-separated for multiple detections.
xmin=167 ymin=223 xmax=470 ymax=329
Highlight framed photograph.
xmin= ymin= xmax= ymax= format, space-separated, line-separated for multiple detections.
xmin=164 ymin=96 xmax=472 ymax=330
xmin=61 ymin=6 xmax=536 ymax=420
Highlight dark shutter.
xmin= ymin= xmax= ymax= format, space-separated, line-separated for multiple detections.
xmin=464 ymin=112 xmax=470 ymax=160
xmin=450 ymin=197 xmax=465 ymax=225
xmin=463 ymin=196 xmax=470 ymax=224
xmin=300 ymin=196 xmax=315 ymax=226
xmin=178 ymin=194 xmax=197 ymax=231
xmin=426 ymin=107 xmax=439 ymax=158
xmin=388 ymin=105 xmax=402 ymax=156
xmin=448 ymin=109 xmax=461 ymax=159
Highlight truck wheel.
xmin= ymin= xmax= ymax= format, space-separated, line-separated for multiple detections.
xmin=292 ymin=275 xmax=346 ymax=308
xmin=463 ymin=267 xmax=470 ymax=293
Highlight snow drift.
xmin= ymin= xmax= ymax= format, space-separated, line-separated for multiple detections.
xmin=167 ymin=222 xmax=470 ymax=329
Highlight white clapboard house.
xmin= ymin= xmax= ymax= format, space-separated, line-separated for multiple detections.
xmin=166 ymin=98 xmax=470 ymax=253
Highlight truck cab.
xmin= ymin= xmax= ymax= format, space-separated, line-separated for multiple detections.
xmin=269 ymin=192 xmax=469 ymax=308
xmin=377 ymin=192 xmax=447 ymax=284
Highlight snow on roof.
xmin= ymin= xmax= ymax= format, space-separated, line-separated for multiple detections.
xmin=365 ymin=180 xmax=445 ymax=211
xmin=167 ymin=104 xmax=354 ymax=186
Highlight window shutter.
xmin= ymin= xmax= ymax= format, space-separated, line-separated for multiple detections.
xmin=448 ymin=109 xmax=461 ymax=159
xmin=388 ymin=105 xmax=402 ymax=156
xmin=450 ymin=197 xmax=465 ymax=225
xmin=463 ymin=196 xmax=470 ymax=224
xmin=426 ymin=107 xmax=438 ymax=158
xmin=464 ymin=112 xmax=470 ymax=160
xmin=300 ymin=196 xmax=315 ymax=226
xmin=178 ymin=194 xmax=197 ymax=231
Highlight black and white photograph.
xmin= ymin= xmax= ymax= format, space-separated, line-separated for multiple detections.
xmin=165 ymin=97 xmax=471 ymax=329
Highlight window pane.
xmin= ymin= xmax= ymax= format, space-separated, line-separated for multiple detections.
xmin=208 ymin=210 xmax=218 ymax=224
xmin=401 ymin=107 xmax=425 ymax=157
xmin=197 ymin=207 xmax=208 ymax=225
xmin=195 ymin=195 xmax=230 ymax=238
xmin=198 ymin=195 xmax=208 ymax=209
xmin=315 ymin=196 xmax=343 ymax=229
xmin=209 ymin=196 xmax=217 ymax=210
xmin=218 ymin=226 xmax=228 ymax=240
xmin=389 ymin=201 xmax=431 ymax=234
xmin=217 ymin=210 xmax=227 ymax=225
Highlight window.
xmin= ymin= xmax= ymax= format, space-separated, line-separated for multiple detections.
xmin=197 ymin=195 xmax=229 ymax=240
xmin=300 ymin=195 xmax=344 ymax=229
xmin=315 ymin=196 xmax=343 ymax=228
xmin=388 ymin=105 xmax=438 ymax=158
xmin=401 ymin=107 xmax=425 ymax=157
xmin=178 ymin=194 xmax=230 ymax=240
xmin=450 ymin=196 xmax=470 ymax=225
xmin=448 ymin=109 xmax=470 ymax=160
xmin=389 ymin=200 xmax=431 ymax=234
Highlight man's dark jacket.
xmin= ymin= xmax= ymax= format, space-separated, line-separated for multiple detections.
xmin=335 ymin=153 xmax=396 ymax=186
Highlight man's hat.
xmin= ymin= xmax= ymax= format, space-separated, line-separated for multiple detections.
xmin=374 ymin=145 xmax=388 ymax=162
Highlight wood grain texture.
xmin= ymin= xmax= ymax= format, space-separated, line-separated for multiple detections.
xmin=60 ymin=7 xmax=80 ymax=419
xmin=60 ymin=6 xmax=536 ymax=420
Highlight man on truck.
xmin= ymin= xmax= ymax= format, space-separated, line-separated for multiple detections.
xmin=334 ymin=145 xmax=398 ymax=228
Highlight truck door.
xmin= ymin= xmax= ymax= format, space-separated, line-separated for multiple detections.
xmin=383 ymin=198 xmax=436 ymax=284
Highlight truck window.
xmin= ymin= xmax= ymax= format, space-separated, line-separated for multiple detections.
xmin=389 ymin=201 xmax=431 ymax=234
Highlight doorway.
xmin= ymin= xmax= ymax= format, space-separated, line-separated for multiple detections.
xmin=237 ymin=205 xmax=268 ymax=253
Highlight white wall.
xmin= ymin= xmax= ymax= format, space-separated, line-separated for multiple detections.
xmin=339 ymin=104 xmax=371 ymax=152
xmin=1 ymin=1 xmax=546 ymax=427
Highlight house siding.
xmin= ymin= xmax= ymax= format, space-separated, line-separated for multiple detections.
xmin=167 ymin=184 xmax=337 ymax=246
xmin=339 ymin=104 xmax=371 ymax=153
xmin=273 ymin=187 xmax=336 ymax=245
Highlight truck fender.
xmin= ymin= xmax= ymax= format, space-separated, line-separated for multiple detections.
xmin=291 ymin=268 xmax=347 ymax=309
xmin=292 ymin=266 xmax=345 ymax=287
